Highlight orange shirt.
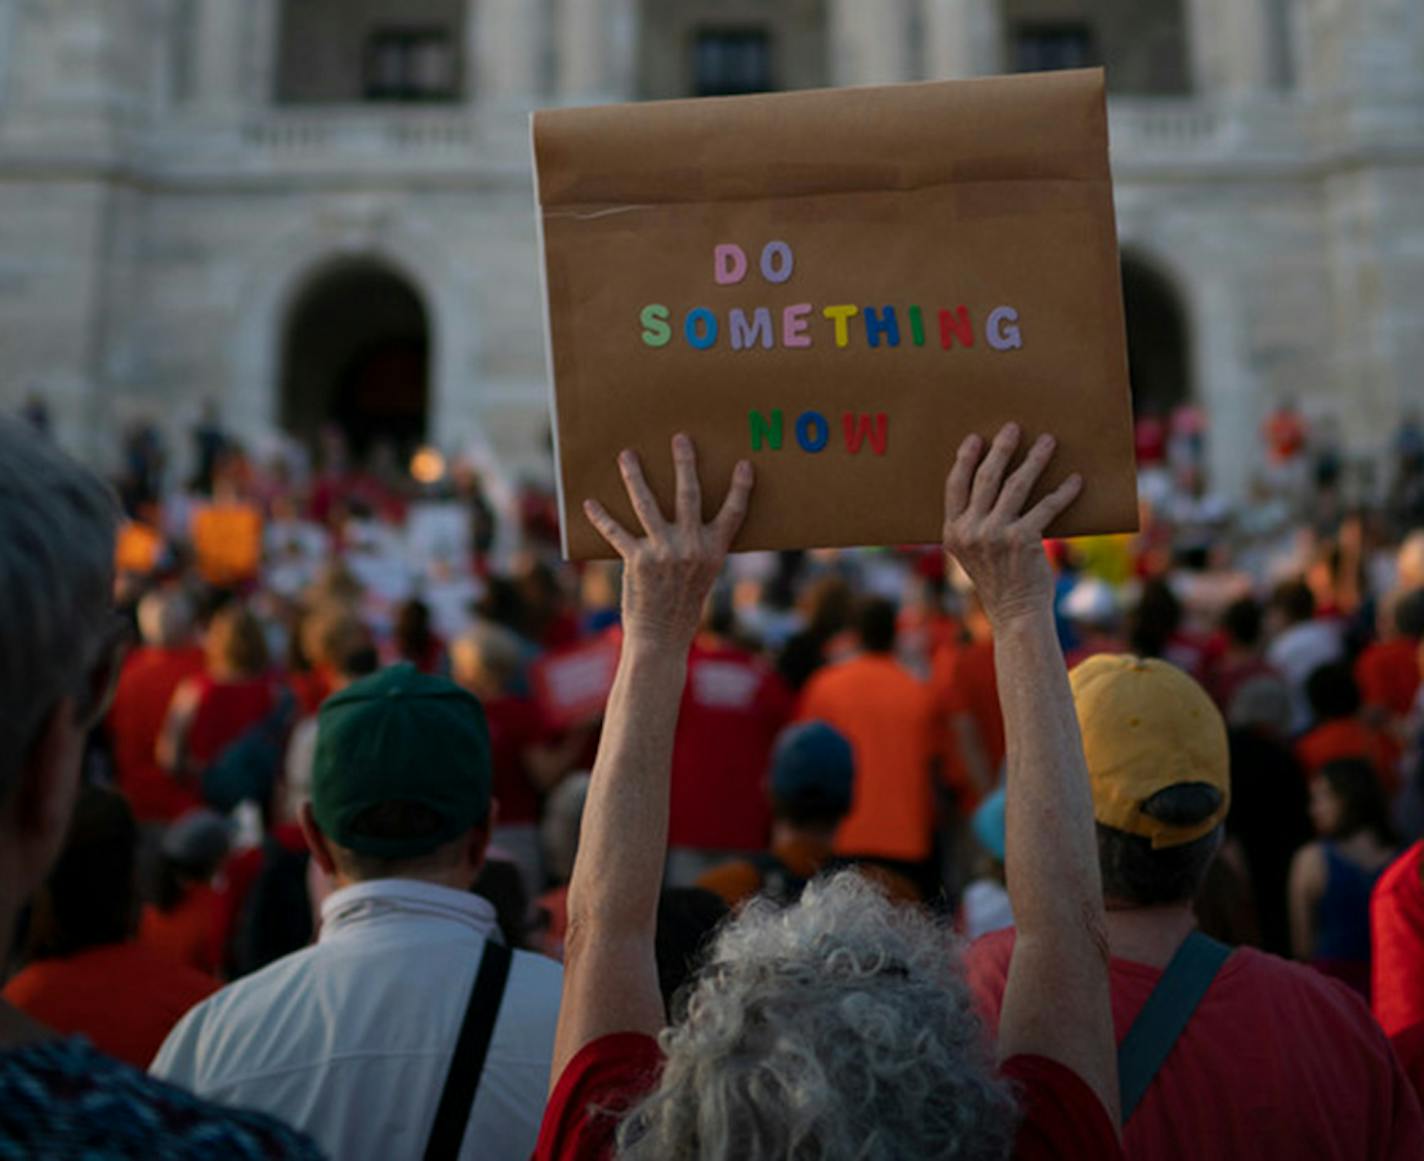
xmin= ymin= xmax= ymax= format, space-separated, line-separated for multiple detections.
xmin=1296 ymin=719 xmax=1401 ymax=798
xmin=697 ymin=835 xmax=922 ymax=908
xmin=3 ymin=941 xmax=218 ymax=1069
xmin=1355 ymin=640 xmax=1422 ymax=721
xmin=929 ymin=638 xmax=1005 ymax=811
xmin=138 ymin=884 xmax=222 ymax=976
xmin=106 ymin=646 xmax=207 ymax=823
xmin=797 ymin=654 xmax=935 ymax=863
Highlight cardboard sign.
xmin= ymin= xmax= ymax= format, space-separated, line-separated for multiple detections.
xmin=532 ymin=69 xmax=1137 ymax=561
xmin=530 ymin=631 xmax=621 ymax=729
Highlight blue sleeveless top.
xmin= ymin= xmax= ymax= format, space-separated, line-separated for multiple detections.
xmin=1313 ymin=842 xmax=1388 ymax=963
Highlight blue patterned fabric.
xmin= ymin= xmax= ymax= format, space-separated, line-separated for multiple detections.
xmin=0 ymin=1037 xmax=324 ymax=1160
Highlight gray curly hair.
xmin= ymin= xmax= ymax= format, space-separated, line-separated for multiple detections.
xmin=618 ymin=871 xmax=1019 ymax=1161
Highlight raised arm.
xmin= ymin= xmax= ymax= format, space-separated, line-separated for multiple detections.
xmin=942 ymin=424 xmax=1119 ymax=1129
xmin=550 ymin=435 xmax=753 ymax=1086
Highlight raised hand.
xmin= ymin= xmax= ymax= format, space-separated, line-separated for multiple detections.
xmin=942 ymin=423 xmax=1082 ymax=630
xmin=584 ymin=434 xmax=754 ymax=651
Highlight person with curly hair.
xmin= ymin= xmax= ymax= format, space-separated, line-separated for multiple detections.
xmin=534 ymin=425 xmax=1120 ymax=1160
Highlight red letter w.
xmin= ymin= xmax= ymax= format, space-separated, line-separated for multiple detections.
xmin=843 ymin=412 xmax=889 ymax=455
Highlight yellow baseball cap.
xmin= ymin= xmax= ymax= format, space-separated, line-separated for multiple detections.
xmin=1070 ymin=655 xmax=1230 ymax=849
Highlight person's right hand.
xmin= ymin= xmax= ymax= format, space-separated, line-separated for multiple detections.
xmin=583 ymin=434 xmax=753 ymax=652
xmin=942 ymin=424 xmax=1082 ymax=631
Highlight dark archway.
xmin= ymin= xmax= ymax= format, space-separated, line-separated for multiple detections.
xmin=1121 ymin=256 xmax=1191 ymax=419
xmin=280 ymin=260 xmax=430 ymax=461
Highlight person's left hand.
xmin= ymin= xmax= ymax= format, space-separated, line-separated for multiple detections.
xmin=584 ymin=434 xmax=753 ymax=651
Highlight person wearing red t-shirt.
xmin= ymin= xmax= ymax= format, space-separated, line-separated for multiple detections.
xmin=969 ymin=658 xmax=1423 ymax=1160
xmin=1296 ymin=663 xmax=1401 ymax=797
xmin=798 ymin=599 xmax=936 ymax=870
xmin=1372 ymin=841 xmax=1424 ymax=1038
xmin=157 ymin=603 xmax=278 ymax=781
xmin=929 ymin=592 xmax=1005 ymax=814
xmin=5 ymin=788 xmax=218 ymax=1069
xmin=138 ymin=810 xmax=230 ymax=976
xmin=664 ymin=597 xmax=793 ymax=885
xmin=1356 ymin=589 xmax=1424 ymax=730
xmin=452 ymin=621 xmax=588 ymax=900
xmin=106 ymin=591 xmax=206 ymax=824
xmin=535 ymin=430 xmax=1124 ymax=1161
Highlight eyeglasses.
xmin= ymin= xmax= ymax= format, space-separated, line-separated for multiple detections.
xmin=74 ymin=612 xmax=131 ymax=732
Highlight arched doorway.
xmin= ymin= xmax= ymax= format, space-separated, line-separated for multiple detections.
xmin=1121 ymin=256 xmax=1192 ymax=420
xmin=280 ymin=260 xmax=430 ymax=461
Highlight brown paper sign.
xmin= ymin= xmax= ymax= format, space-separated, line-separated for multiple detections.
xmin=532 ymin=69 xmax=1137 ymax=561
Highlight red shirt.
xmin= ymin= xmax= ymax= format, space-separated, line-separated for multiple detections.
xmin=107 ymin=646 xmax=206 ymax=823
xmin=668 ymin=639 xmax=793 ymax=851
xmin=532 ymin=1032 xmax=1122 ymax=1160
xmin=3 ymin=942 xmax=217 ymax=1070
xmin=138 ymin=883 xmax=222 ymax=976
xmin=1296 ymin=718 xmax=1400 ymax=797
xmin=1356 ymin=640 xmax=1422 ymax=721
xmin=801 ymin=655 xmax=936 ymax=862
xmin=185 ymin=676 xmax=278 ymax=771
xmin=1373 ymin=842 xmax=1424 ymax=1037
xmin=969 ymin=928 xmax=1424 ymax=1160
xmin=1393 ymin=1023 xmax=1424 ymax=1112
xmin=484 ymin=695 xmax=547 ymax=827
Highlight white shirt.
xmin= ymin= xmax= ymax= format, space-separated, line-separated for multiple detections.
xmin=1267 ymin=620 xmax=1344 ymax=733
xmin=152 ymin=879 xmax=563 ymax=1161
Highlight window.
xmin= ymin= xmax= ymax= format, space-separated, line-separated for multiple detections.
xmin=693 ymin=28 xmax=773 ymax=97
xmin=1011 ymin=23 xmax=1098 ymax=74
xmin=364 ymin=28 xmax=460 ymax=102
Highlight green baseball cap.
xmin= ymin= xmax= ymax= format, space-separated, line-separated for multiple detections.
xmin=312 ymin=663 xmax=492 ymax=859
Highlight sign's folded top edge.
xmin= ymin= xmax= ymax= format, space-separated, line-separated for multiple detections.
xmin=532 ymin=69 xmax=1108 ymax=209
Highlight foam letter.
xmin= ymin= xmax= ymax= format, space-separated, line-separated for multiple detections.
xmin=863 ymin=306 xmax=901 ymax=350
xmin=684 ymin=307 xmax=719 ymax=350
xmin=783 ymin=303 xmax=813 ymax=349
xmin=795 ymin=411 xmax=830 ymax=453
xmin=908 ymin=305 xmax=926 ymax=348
xmin=640 ymin=304 xmax=671 ymax=348
xmin=730 ymin=307 xmax=775 ymax=351
xmin=843 ymin=412 xmax=890 ymax=455
xmin=938 ymin=306 xmax=976 ymax=350
xmin=822 ymin=305 xmax=859 ymax=349
xmin=987 ymin=306 xmax=1023 ymax=351
xmin=750 ymin=409 xmax=784 ymax=452
xmin=714 ymin=244 xmax=748 ymax=286
xmin=760 ymin=241 xmax=795 ymax=285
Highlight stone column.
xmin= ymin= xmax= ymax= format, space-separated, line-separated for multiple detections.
xmin=194 ymin=0 xmax=248 ymax=113
xmin=922 ymin=0 xmax=1004 ymax=80
xmin=557 ymin=0 xmax=605 ymax=101
xmin=829 ymin=0 xmax=913 ymax=87
xmin=1187 ymin=0 xmax=1270 ymax=96
xmin=477 ymin=0 xmax=542 ymax=100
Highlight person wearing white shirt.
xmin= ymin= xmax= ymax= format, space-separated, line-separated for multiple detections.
xmin=152 ymin=664 xmax=562 ymax=1161
xmin=1266 ymin=580 xmax=1344 ymax=734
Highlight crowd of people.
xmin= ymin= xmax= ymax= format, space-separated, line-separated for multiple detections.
xmin=2 ymin=392 xmax=1424 ymax=1158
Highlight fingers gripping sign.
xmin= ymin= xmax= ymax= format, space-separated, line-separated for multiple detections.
xmin=583 ymin=435 xmax=755 ymax=650
xmin=942 ymin=424 xmax=1083 ymax=631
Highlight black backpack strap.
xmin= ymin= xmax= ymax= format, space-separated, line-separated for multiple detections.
xmin=423 ymin=940 xmax=514 ymax=1161
xmin=1117 ymin=931 xmax=1231 ymax=1122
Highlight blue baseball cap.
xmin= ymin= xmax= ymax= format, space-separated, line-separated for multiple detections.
xmin=769 ymin=722 xmax=854 ymax=813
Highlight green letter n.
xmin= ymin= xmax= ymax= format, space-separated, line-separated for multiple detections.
xmin=750 ymin=409 xmax=784 ymax=451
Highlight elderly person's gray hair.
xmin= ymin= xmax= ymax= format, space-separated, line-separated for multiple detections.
xmin=0 ymin=417 xmax=118 ymax=800
xmin=619 ymin=871 xmax=1018 ymax=1161
xmin=137 ymin=589 xmax=195 ymax=649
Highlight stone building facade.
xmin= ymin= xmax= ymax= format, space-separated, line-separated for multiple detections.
xmin=0 ymin=0 xmax=1420 ymax=498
